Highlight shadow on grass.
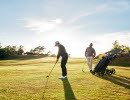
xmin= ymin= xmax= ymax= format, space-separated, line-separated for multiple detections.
xmin=61 ymin=78 xmax=77 ymax=100
xmin=115 ymin=74 xmax=130 ymax=80
xmin=97 ymin=74 xmax=130 ymax=89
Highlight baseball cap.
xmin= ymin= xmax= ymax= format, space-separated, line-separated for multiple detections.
xmin=55 ymin=41 xmax=60 ymax=46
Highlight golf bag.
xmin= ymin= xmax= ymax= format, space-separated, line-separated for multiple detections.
xmin=93 ymin=53 xmax=117 ymax=76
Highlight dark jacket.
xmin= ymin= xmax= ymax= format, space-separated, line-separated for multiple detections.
xmin=57 ymin=44 xmax=68 ymax=59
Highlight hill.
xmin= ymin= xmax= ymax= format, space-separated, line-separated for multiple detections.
xmin=94 ymin=53 xmax=130 ymax=67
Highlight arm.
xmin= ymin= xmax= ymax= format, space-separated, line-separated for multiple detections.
xmin=56 ymin=54 xmax=60 ymax=64
xmin=93 ymin=49 xmax=96 ymax=57
xmin=85 ymin=48 xmax=87 ymax=57
xmin=57 ymin=51 xmax=60 ymax=59
xmin=56 ymin=46 xmax=61 ymax=64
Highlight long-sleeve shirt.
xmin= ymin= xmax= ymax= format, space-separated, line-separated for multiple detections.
xmin=85 ymin=47 xmax=96 ymax=57
xmin=57 ymin=44 xmax=68 ymax=59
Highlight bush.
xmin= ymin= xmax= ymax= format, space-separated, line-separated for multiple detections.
xmin=26 ymin=52 xmax=34 ymax=55
xmin=0 ymin=48 xmax=9 ymax=59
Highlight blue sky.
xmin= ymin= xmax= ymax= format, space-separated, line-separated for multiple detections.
xmin=0 ymin=0 xmax=130 ymax=57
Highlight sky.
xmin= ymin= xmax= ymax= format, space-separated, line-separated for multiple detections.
xmin=0 ymin=0 xmax=130 ymax=57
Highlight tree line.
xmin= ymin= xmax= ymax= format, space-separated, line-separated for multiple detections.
xmin=0 ymin=43 xmax=56 ymax=59
xmin=0 ymin=44 xmax=24 ymax=58
xmin=0 ymin=40 xmax=130 ymax=59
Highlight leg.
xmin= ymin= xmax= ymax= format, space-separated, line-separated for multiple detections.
xmin=86 ymin=57 xmax=92 ymax=70
xmin=89 ymin=57 xmax=93 ymax=70
xmin=61 ymin=56 xmax=68 ymax=76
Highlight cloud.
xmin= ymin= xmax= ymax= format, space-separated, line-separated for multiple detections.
xmin=68 ymin=4 xmax=108 ymax=24
xmin=24 ymin=18 xmax=63 ymax=34
xmin=68 ymin=12 xmax=95 ymax=24
xmin=68 ymin=0 xmax=130 ymax=24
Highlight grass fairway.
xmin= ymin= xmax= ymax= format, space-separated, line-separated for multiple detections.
xmin=0 ymin=56 xmax=130 ymax=100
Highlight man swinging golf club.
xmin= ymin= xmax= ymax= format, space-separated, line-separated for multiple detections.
xmin=85 ymin=43 xmax=96 ymax=74
xmin=55 ymin=41 xmax=68 ymax=79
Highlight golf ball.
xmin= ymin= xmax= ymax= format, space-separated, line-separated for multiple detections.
xmin=46 ymin=75 xmax=49 ymax=77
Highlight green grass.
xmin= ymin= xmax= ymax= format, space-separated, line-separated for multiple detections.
xmin=0 ymin=57 xmax=130 ymax=100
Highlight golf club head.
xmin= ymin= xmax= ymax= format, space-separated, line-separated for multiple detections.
xmin=82 ymin=69 xmax=85 ymax=73
xmin=82 ymin=68 xmax=84 ymax=72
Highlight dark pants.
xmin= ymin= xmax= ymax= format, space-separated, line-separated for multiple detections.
xmin=61 ymin=55 xmax=68 ymax=76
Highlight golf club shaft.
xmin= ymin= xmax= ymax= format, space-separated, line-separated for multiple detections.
xmin=48 ymin=63 xmax=56 ymax=77
xmin=43 ymin=63 xmax=56 ymax=98
xmin=82 ymin=58 xmax=86 ymax=73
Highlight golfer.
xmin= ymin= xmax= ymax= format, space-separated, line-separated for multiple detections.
xmin=55 ymin=41 xmax=68 ymax=79
xmin=85 ymin=43 xmax=96 ymax=74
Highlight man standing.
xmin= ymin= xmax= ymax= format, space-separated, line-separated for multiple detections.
xmin=85 ymin=43 xmax=96 ymax=73
xmin=55 ymin=41 xmax=68 ymax=79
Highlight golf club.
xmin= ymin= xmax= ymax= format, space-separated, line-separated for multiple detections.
xmin=43 ymin=63 xmax=57 ymax=98
xmin=82 ymin=59 xmax=87 ymax=73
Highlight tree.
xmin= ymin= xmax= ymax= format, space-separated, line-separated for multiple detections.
xmin=18 ymin=45 xmax=24 ymax=55
xmin=125 ymin=47 xmax=130 ymax=51
xmin=4 ymin=45 xmax=11 ymax=56
xmin=111 ymin=40 xmax=121 ymax=50
xmin=0 ymin=48 xmax=9 ymax=59
xmin=0 ymin=44 xmax=10 ymax=58
xmin=11 ymin=46 xmax=17 ymax=55
xmin=5 ymin=45 xmax=18 ymax=56
xmin=33 ymin=46 xmax=46 ymax=54
xmin=26 ymin=46 xmax=46 ymax=55
xmin=120 ymin=45 xmax=126 ymax=50
xmin=111 ymin=40 xmax=130 ymax=54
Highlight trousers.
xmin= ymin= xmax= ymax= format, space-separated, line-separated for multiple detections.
xmin=61 ymin=55 xmax=68 ymax=76
xmin=86 ymin=56 xmax=93 ymax=70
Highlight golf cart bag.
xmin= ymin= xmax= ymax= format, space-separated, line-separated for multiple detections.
xmin=93 ymin=53 xmax=117 ymax=76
